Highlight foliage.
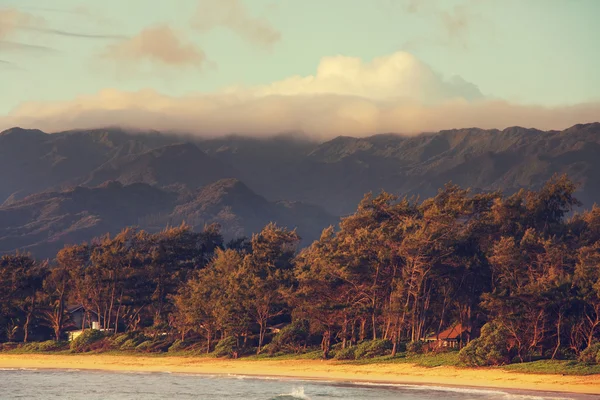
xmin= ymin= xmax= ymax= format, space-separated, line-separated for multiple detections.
xmin=2 ymin=176 xmax=600 ymax=367
xmin=168 ymin=339 xmax=192 ymax=353
xmin=135 ymin=340 xmax=154 ymax=352
xmin=459 ymin=322 xmax=510 ymax=366
xmin=502 ymin=359 xmax=600 ymax=375
xmin=353 ymin=339 xmax=393 ymax=359
xmin=110 ymin=332 xmax=137 ymax=347
xmin=578 ymin=342 xmax=600 ymax=365
xmin=70 ymin=330 xmax=107 ymax=352
xmin=334 ymin=346 xmax=356 ymax=360
xmin=406 ymin=341 xmax=425 ymax=355
xmin=212 ymin=336 xmax=239 ymax=358
xmin=266 ymin=320 xmax=310 ymax=355
xmin=19 ymin=340 xmax=69 ymax=352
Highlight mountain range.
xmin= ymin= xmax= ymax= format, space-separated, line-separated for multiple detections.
xmin=1 ymin=122 xmax=599 ymax=257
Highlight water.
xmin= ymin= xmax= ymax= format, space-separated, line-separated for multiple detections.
xmin=0 ymin=369 xmax=588 ymax=400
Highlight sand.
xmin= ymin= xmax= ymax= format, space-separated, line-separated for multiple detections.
xmin=0 ymin=354 xmax=598 ymax=396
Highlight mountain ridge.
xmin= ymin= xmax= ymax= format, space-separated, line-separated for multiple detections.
xmin=1 ymin=122 xmax=599 ymax=256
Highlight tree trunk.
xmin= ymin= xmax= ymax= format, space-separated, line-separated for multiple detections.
xmin=359 ymin=318 xmax=366 ymax=341
xmin=342 ymin=315 xmax=348 ymax=349
xmin=321 ymin=330 xmax=331 ymax=359
xmin=23 ymin=295 xmax=36 ymax=343
xmin=206 ymin=329 xmax=212 ymax=354
xmin=372 ymin=310 xmax=377 ymax=340
xmin=23 ymin=313 xmax=31 ymax=343
xmin=552 ymin=311 xmax=563 ymax=360
xmin=257 ymin=320 xmax=265 ymax=354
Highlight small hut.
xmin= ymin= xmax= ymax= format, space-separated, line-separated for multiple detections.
xmin=424 ymin=324 xmax=469 ymax=349
xmin=65 ymin=305 xmax=100 ymax=341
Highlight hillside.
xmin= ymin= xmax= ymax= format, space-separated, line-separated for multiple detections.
xmin=0 ymin=122 xmax=599 ymax=255
xmin=0 ymin=179 xmax=335 ymax=257
xmin=199 ymin=123 xmax=600 ymax=214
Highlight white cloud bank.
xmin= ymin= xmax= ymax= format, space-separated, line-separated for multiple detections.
xmin=2 ymin=51 xmax=599 ymax=138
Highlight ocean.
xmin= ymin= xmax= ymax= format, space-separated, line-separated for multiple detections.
xmin=0 ymin=369 xmax=590 ymax=400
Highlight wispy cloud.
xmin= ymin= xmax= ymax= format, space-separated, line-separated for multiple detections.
xmin=0 ymin=59 xmax=24 ymax=71
xmin=192 ymin=0 xmax=280 ymax=48
xmin=0 ymin=40 xmax=56 ymax=53
xmin=25 ymin=27 xmax=127 ymax=40
xmin=1 ymin=6 xmax=124 ymax=47
xmin=0 ymin=8 xmax=38 ymax=40
xmin=398 ymin=0 xmax=490 ymax=49
xmin=101 ymin=25 xmax=206 ymax=70
xmin=14 ymin=5 xmax=117 ymax=26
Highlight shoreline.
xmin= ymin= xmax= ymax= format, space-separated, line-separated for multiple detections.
xmin=0 ymin=354 xmax=599 ymax=397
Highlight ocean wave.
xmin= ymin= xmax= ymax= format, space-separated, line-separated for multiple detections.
xmin=273 ymin=387 xmax=311 ymax=400
xmin=348 ymin=382 xmax=574 ymax=400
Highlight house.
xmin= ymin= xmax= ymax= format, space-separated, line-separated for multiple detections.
xmin=424 ymin=323 xmax=470 ymax=349
xmin=65 ymin=305 xmax=100 ymax=341
xmin=267 ymin=322 xmax=289 ymax=334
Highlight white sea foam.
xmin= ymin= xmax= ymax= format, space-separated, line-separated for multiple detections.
xmin=276 ymin=387 xmax=311 ymax=400
xmin=349 ymin=382 xmax=574 ymax=400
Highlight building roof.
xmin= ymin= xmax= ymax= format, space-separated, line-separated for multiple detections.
xmin=67 ymin=304 xmax=98 ymax=315
xmin=426 ymin=324 xmax=468 ymax=341
xmin=67 ymin=304 xmax=85 ymax=313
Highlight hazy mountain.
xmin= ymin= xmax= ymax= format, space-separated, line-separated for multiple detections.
xmin=0 ymin=179 xmax=335 ymax=258
xmin=200 ymin=123 xmax=600 ymax=214
xmin=171 ymin=178 xmax=336 ymax=242
xmin=1 ymin=122 xmax=599 ymax=256
xmin=83 ymin=142 xmax=237 ymax=189
xmin=0 ymin=127 xmax=177 ymax=203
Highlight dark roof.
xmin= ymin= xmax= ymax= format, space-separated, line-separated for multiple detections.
xmin=67 ymin=305 xmax=85 ymax=313
xmin=67 ymin=305 xmax=98 ymax=315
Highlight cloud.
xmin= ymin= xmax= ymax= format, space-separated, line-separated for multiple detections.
xmin=192 ymin=0 xmax=280 ymax=48
xmin=398 ymin=0 xmax=490 ymax=49
xmin=25 ymin=27 xmax=127 ymax=40
xmin=2 ymin=51 xmax=599 ymax=138
xmin=0 ymin=41 xmax=56 ymax=53
xmin=225 ymin=52 xmax=483 ymax=102
xmin=101 ymin=25 xmax=206 ymax=69
xmin=0 ymin=8 xmax=39 ymax=40
xmin=0 ymin=6 xmax=121 ymax=58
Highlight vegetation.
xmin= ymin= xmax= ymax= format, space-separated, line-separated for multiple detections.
xmin=1 ymin=175 xmax=600 ymax=373
xmin=459 ymin=322 xmax=510 ymax=366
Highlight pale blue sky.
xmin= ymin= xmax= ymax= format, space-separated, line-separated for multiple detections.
xmin=0 ymin=0 xmax=599 ymax=135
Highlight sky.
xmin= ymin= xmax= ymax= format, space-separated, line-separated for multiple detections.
xmin=0 ymin=0 xmax=599 ymax=137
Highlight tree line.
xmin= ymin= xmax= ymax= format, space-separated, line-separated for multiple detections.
xmin=1 ymin=175 xmax=600 ymax=363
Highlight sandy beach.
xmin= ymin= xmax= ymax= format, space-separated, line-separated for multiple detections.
xmin=0 ymin=354 xmax=598 ymax=396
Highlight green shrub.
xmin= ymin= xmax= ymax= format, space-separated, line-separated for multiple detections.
xmin=135 ymin=340 xmax=153 ymax=352
xmin=394 ymin=342 xmax=407 ymax=353
xmin=354 ymin=339 xmax=393 ymax=359
xmin=212 ymin=336 xmax=239 ymax=358
xmin=120 ymin=339 xmax=138 ymax=350
xmin=578 ymin=342 xmax=600 ymax=365
xmin=70 ymin=330 xmax=107 ymax=352
xmin=407 ymin=340 xmax=425 ymax=355
xmin=459 ymin=322 xmax=510 ymax=366
xmin=111 ymin=333 xmax=136 ymax=347
xmin=148 ymin=339 xmax=173 ymax=353
xmin=168 ymin=339 xmax=192 ymax=353
xmin=334 ymin=346 xmax=356 ymax=360
xmin=119 ymin=333 xmax=149 ymax=350
xmin=543 ymin=347 xmax=576 ymax=361
xmin=36 ymin=340 xmax=68 ymax=352
xmin=267 ymin=320 xmax=310 ymax=355
xmin=0 ymin=342 xmax=19 ymax=352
